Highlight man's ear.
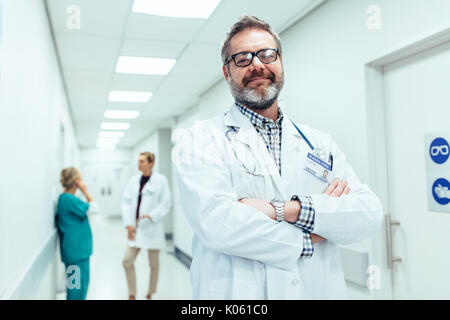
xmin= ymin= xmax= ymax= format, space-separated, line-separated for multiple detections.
xmin=222 ymin=64 xmax=229 ymax=81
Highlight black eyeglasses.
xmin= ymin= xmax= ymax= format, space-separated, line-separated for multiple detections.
xmin=224 ymin=48 xmax=279 ymax=67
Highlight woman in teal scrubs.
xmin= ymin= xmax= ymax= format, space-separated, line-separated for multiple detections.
xmin=56 ymin=167 xmax=97 ymax=300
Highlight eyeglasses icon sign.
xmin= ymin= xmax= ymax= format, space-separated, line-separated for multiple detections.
xmin=431 ymin=145 xmax=449 ymax=156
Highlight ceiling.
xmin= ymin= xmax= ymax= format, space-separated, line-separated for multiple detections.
xmin=46 ymin=0 xmax=324 ymax=148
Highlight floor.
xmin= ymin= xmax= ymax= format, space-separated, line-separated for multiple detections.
xmin=57 ymin=214 xmax=192 ymax=300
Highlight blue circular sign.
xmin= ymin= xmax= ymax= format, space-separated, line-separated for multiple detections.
xmin=429 ymin=137 xmax=449 ymax=164
xmin=432 ymin=178 xmax=450 ymax=205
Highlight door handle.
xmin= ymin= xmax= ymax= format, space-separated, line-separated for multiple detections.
xmin=386 ymin=214 xmax=402 ymax=269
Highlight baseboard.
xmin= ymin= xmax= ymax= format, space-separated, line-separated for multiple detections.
xmin=1 ymin=230 xmax=57 ymax=299
xmin=174 ymin=246 xmax=192 ymax=269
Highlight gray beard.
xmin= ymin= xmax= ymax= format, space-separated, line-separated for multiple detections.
xmin=228 ymin=74 xmax=284 ymax=110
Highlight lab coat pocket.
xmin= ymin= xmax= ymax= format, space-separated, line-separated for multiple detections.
xmin=302 ymin=169 xmax=330 ymax=195
xmin=234 ymin=169 xmax=267 ymax=199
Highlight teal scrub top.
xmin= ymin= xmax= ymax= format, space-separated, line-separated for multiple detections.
xmin=56 ymin=193 xmax=93 ymax=264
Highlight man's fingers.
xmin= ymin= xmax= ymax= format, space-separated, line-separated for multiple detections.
xmin=323 ymin=179 xmax=339 ymax=195
xmin=311 ymin=234 xmax=326 ymax=243
xmin=343 ymin=186 xmax=351 ymax=195
xmin=331 ymin=180 xmax=348 ymax=197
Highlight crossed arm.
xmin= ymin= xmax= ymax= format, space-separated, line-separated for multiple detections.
xmin=239 ymin=179 xmax=350 ymax=243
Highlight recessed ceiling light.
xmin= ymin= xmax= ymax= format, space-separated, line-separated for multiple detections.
xmin=116 ymin=56 xmax=176 ymax=75
xmin=104 ymin=110 xmax=140 ymax=119
xmin=100 ymin=122 xmax=130 ymax=130
xmin=132 ymin=0 xmax=221 ymax=19
xmin=99 ymin=131 xmax=125 ymax=138
xmin=108 ymin=91 xmax=152 ymax=103
xmin=97 ymin=137 xmax=120 ymax=144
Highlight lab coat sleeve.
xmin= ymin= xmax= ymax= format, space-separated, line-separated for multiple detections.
xmin=309 ymin=136 xmax=383 ymax=244
xmin=149 ymin=176 xmax=172 ymax=223
xmin=121 ymin=180 xmax=134 ymax=228
xmin=173 ymin=126 xmax=304 ymax=270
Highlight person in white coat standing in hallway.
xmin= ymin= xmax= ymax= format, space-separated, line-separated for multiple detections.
xmin=173 ymin=15 xmax=383 ymax=300
xmin=122 ymin=151 xmax=172 ymax=300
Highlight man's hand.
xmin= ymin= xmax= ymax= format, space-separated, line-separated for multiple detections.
xmin=126 ymin=226 xmax=136 ymax=241
xmin=141 ymin=214 xmax=153 ymax=222
xmin=311 ymin=233 xmax=326 ymax=243
xmin=310 ymin=179 xmax=351 ymax=244
xmin=239 ymin=198 xmax=275 ymax=220
xmin=323 ymin=179 xmax=350 ymax=197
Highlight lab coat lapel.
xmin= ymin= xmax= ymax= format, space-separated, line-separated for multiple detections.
xmin=223 ymin=105 xmax=286 ymax=198
xmin=280 ymin=114 xmax=315 ymax=189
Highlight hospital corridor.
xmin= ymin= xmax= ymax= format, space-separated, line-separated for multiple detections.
xmin=2 ymin=0 xmax=450 ymax=305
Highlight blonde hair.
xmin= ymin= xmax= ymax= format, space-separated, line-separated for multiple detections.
xmin=60 ymin=167 xmax=81 ymax=190
xmin=140 ymin=151 xmax=155 ymax=163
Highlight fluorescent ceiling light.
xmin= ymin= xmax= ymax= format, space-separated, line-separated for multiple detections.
xmin=97 ymin=138 xmax=120 ymax=144
xmin=108 ymin=91 xmax=152 ymax=103
xmin=132 ymin=0 xmax=221 ymax=19
xmin=116 ymin=56 xmax=176 ymax=75
xmin=104 ymin=110 xmax=140 ymax=119
xmin=101 ymin=122 xmax=130 ymax=130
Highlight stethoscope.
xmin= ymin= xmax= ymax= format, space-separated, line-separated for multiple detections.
xmin=225 ymin=127 xmax=260 ymax=175
xmin=225 ymin=120 xmax=333 ymax=173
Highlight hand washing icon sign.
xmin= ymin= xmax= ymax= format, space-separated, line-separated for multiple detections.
xmin=432 ymin=178 xmax=450 ymax=205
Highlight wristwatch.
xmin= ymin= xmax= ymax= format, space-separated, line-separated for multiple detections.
xmin=291 ymin=195 xmax=301 ymax=211
xmin=270 ymin=199 xmax=285 ymax=222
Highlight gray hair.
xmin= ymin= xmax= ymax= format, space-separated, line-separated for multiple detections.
xmin=221 ymin=15 xmax=282 ymax=64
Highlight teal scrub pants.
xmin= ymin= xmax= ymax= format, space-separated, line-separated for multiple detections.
xmin=65 ymin=258 xmax=90 ymax=300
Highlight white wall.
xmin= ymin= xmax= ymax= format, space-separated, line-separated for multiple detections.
xmin=171 ymin=0 xmax=450 ymax=298
xmin=0 ymin=0 xmax=79 ymax=299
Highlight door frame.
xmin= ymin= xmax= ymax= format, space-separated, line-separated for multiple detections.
xmin=364 ymin=22 xmax=450 ymax=299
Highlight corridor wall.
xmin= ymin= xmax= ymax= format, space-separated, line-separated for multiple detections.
xmin=0 ymin=0 xmax=79 ymax=299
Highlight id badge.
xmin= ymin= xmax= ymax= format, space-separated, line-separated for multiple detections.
xmin=304 ymin=149 xmax=332 ymax=183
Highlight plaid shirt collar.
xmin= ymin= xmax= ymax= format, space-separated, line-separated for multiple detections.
xmin=235 ymin=102 xmax=284 ymax=130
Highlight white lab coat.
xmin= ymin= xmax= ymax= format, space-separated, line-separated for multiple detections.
xmin=173 ymin=104 xmax=383 ymax=300
xmin=121 ymin=172 xmax=172 ymax=249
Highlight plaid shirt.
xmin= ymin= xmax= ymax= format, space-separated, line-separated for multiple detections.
xmin=236 ymin=103 xmax=316 ymax=258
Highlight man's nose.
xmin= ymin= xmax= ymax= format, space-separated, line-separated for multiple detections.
xmin=248 ymin=55 xmax=265 ymax=72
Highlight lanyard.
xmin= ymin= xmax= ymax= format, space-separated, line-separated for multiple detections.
xmin=290 ymin=120 xmax=334 ymax=170
xmin=290 ymin=120 xmax=314 ymax=150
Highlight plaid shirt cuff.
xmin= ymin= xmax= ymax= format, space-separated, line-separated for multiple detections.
xmin=293 ymin=195 xmax=315 ymax=232
xmin=300 ymin=230 xmax=314 ymax=258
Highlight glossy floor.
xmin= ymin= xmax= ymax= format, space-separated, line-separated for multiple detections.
xmin=57 ymin=214 xmax=192 ymax=300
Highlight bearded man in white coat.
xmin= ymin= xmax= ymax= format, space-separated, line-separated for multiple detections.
xmin=173 ymin=15 xmax=383 ymax=300
xmin=122 ymin=151 xmax=172 ymax=300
